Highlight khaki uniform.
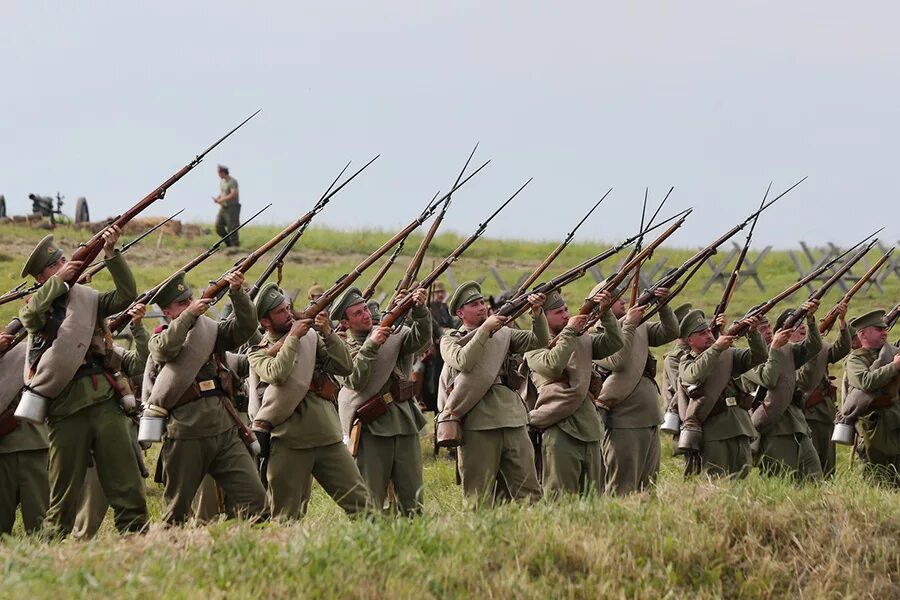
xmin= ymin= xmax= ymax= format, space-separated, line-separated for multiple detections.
xmin=797 ymin=327 xmax=852 ymax=477
xmin=598 ymin=305 xmax=679 ymax=495
xmin=249 ymin=330 xmax=368 ymax=519
xmin=73 ymin=323 xmax=149 ymax=538
xmin=215 ymin=176 xmax=241 ymax=247
xmin=148 ymin=287 xmax=265 ymax=524
xmin=662 ymin=342 xmax=690 ymax=455
xmin=342 ymin=305 xmax=431 ymax=515
xmin=680 ymin=331 xmax=768 ymax=478
xmin=0 ymin=345 xmax=49 ymax=535
xmin=524 ymin=311 xmax=623 ymax=496
xmin=740 ymin=322 xmax=823 ymax=481
xmin=845 ymin=345 xmax=900 ymax=486
xmin=439 ymin=313 xmax=550 ymax=505
xmin=19 ymin=252 xmax=147 ymax=535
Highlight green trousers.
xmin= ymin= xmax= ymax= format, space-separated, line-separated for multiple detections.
xmin=44 ymin=399 xmax=147 ymax=535
xmin=758 ymin=432 xmax=823 ymax=482
xmin=192 ymin=475 xmax=224 ymax=522
xmin=268 ymin=441 xmax=369 ymax=519
xmin=806 ymin=420 xmax=836 ymax=478
xmin=458 ymin=426 xmax=541 ymax=506
xmin=356 ymin=431 xmax=423 ymax=515
xmin=862 ymin=445 xmax=900 ymax=488
xmin=214 ymin=203 xmax=241 ymax=247
xmin=603 ymin=426 xmax=660 ymax=495
xmin=0 ymin=449 xmax=49 ymax=535
xmin=541 ymin=426 xmax=603 ymax=497
xmin=161 ymin=428 xmax=265 ymax=525
xmin=702 ymin=436 xmax=753 ymax=479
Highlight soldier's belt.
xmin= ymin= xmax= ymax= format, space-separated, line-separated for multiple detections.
xmin=356 ymin=380 xmax=416 ymax=424
xmin=173 ymin=376 xmax=227 ymax=409
xmin=310 ymin=371 xmax=339 ymax=404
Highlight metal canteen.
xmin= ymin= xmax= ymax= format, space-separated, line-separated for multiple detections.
xmin=660 ymin=411 xmax=680 ymax=434
xmin=137 ymin=414 xmax=166 ymax=444
xmin=831 ymin=422 xmax=855 ymax=445
xmin=14 ymin=389 xmax=47 ymax=424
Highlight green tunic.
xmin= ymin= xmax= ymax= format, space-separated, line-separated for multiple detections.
xmin=19 ymin=252 xmax=136 ymax=421
xmin=247 ymin=329 xmax=352 ymax=449
xmin=798 ymin=328 xmax=851 ymax=424
xmin=148 ymin=287 xmax=257 ymax=439
xmin=219 ymin=176 xmax=239 ymax=206
xmin=846 ymin=346 xmax=900 ymax=457
xmin=440 ymin=312 xmax=550 ymax=430
xmin=343 ymin=304 xmax=431 ymax=436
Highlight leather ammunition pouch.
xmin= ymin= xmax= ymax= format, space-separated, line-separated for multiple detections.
xmin=0 ymin=405 xmax=20 ymax=439
xmin=310 ymin=370 xmax=339 ymax=404
xmin=643 ymin=355 xmax=658 ymax=379
xmin=356 ymin=380 xmax=416 ymax=424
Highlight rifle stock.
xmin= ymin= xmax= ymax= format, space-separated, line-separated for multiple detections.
xmin=819 ymin=247 xmax=894 ymax=333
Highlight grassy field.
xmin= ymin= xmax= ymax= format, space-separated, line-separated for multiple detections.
xmin=1 ymin=223 xmax=899 ymax=598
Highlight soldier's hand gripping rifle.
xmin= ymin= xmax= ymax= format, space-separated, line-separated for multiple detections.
xmin=779 ymin=238 xmax=880 ymax=331
xmin=103 ymin=204 xmax=272 ymax=335
xmin=63 ymin=111 xmax=260 ymax=284
xmin=204 ymin=157 xmax=380 ymax=305
xmin=819 ymin=247 xmax=895 ymax=333
xmin=378 ymin=180 xmax=531 ymax=331
xmin=0 ymin=209 xmax=183 ymax=307
xmin=710 ymin=183 xmax=771 ymax=336
xmin=640 ymin=177 xmax=806 ymax=322
xmin=725 ymin=233 xmax=879 ymax=337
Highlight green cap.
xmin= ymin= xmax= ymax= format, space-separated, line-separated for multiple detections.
xmin=544 ymin=290 xmax=566 ymax=312
xmin=255 ymin=282 xmax=286 ymax=320
xmin=680 ymin=309 xmax=710 ymax=338
xmin=449 ymin=281 xmax=483 ymax=314
xmin=151 ymin=272 xmax=192 ymax=308
xmin=774 ymin=308 xmax=796 ymax=331
xmin=673 ymin=303 xmax=693 ymax=324
xmin=21 ymin=235 xmax=63 ymax=278
xmin=850 ymin=309 xmax=887 ymax=331
xmin=332 ymin=286 xmax=365 ymax=321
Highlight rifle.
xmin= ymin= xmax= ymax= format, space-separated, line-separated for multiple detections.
xmin=629 ymin=189 xmax=649 ymax=307
xmin=104 ymin=204 xmax=271 ymax=335
xmin=638 ymin=177 xmax=805 ymax=320
xmin=509 ymin=188 xmax=612 ymax=304
xmin=245 ymin=160 xmax=360 ymax=300
xmin=711 ymin=183 xmax=771 ymax=336
xmin=819 ymin=247 xmax=894 ymax=333
xmin=0 ymin=210 xmax=184 ymax=306
xmin=384 ymin=145 xmax=487 ymax=313
xmin=453 ymin=209 xmax=691 ymax=349
xmin=204 ymin=156 xmax=380 ymax=304
xmin=780 ymin=239 xmax=878 ymax=330
xmin=726 ymin=233 xmax=877 ymax=336
xmin=362 ymin=191 xmax=440 ymax=302
xmin=64 ymin=111 xmax=259 ymax=283
xmin=378 ymin=180 xmax=532 ymax=331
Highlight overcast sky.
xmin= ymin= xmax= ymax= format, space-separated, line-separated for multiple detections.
xmin=2 ymin=2 xmax=897 ymax=249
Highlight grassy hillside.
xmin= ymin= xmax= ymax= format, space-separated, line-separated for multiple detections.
xmin=1 ymin=223 xmax=898 ymax=598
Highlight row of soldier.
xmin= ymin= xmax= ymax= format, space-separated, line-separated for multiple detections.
xmin=1 ymin=224 xmax=897 ymax=538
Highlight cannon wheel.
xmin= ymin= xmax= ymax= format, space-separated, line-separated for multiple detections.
xmin=75 ymin=196 xmax=90 ymax=224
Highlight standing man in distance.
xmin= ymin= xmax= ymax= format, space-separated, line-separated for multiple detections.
xmin=214 ymin=165 xmax=241 ymax=248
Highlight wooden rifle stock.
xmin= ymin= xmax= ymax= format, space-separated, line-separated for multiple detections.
xmin=819 ymin=247 xmax=894 ymax=333
xmin=66 ymin=111 xmax=259 ymax=283
xmin=886 ymin=302 xmax=900 ymax=330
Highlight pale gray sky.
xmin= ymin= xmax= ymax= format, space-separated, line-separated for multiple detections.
xmin=2 ymin=2 xmax=897 ymax=248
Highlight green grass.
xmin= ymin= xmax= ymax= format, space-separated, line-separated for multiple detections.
xmin=1 ymin=223 xmax=899 ymax=597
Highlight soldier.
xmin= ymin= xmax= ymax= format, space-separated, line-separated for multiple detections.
xmin=438 ymin=281 xmax=549 ymax=506
xmin=18 ymin=231 xmax=148 ymax=536
xmin=844 ymin=310 xmax=900 ymax=486
xmin=0 ymin=335 xmax=49 ymax=535
xmin=73 ymin=303 xmax=150 ymax=538
xmin=798 ymin=302 xmax=851 ymax=478
xmin=248 ymin=283 xmax=368 ymax=519
xmin=596 ymin=286 xmax=678 ymax=495
xmin=678 ymin=310 xmax=767 ymax=478
xmin=421 ymin=281 xmax=458 ymax=414
xmin=740 ymin=303 xmax=823 ymax=480
xmin=145 ymin=271 xmax=265 ymax=525
xmin=213 ymin=165 xmax=241 ymax=248
xmin=523 ymin=289 xmax=622 ymax=496
xmin=335 ymin=286 xmax=431 ymax=515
